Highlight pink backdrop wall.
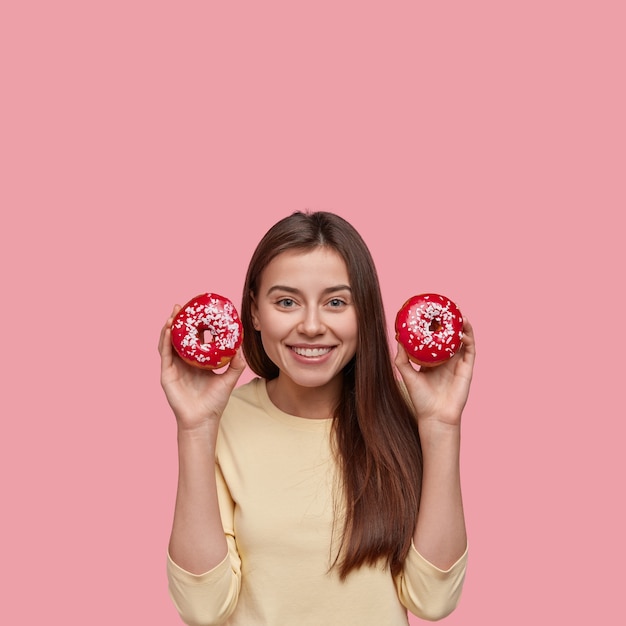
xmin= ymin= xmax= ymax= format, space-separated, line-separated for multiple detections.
xmin=2 ymin=2 xmax=624 ymax=624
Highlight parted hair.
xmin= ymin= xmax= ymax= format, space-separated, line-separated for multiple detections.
xmin=241 ymin=210 xmax=423 ymax=578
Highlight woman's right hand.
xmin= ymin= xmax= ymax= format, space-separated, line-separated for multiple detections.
xmin=158 ymin=305 xmax=247 ymax=431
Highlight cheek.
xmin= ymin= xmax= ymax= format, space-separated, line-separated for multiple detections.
xmin=258 ymin=310 xmax=290 ymax=339
xmin=336 ymin=312 xmax=359 ymax=342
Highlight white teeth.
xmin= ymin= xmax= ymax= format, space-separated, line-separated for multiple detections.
xmin=292 ymin=346 xmax=331 ymax=357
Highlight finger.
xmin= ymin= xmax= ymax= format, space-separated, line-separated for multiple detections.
xmin=394 ymin=342 xmax=408 ymax=366
xmin=158 ymin=305 xmax=181 ymax=361
xmin=159 ymin=326 xmax=176 ymax=375
xmin=461 ymin=317 xmax=474 ymax=342
xmin=459 ymin=317 xmax=476 ymax=365
xmin=227 ymin=350 xmax=248 ymax=377
xmin=215 ymin=350 xmax=248 ymax=388
xmin=394 ymin=343 xmax=419 ymax=377
xmin=158 ymin=319 xmax=169 ymax=355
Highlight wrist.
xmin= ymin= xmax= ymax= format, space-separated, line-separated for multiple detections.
xmin=418 ymin=419 xmax=461 ymax=447
xmin=176 ymin=418 xmax=220 ymax=442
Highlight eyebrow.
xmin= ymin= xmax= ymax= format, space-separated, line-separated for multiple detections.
xmin=266 ymin=284 xmax=352 ymax=297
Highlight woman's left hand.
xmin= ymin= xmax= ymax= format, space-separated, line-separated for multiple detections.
xmin=394 ymin=318 xmax=476 ymax=428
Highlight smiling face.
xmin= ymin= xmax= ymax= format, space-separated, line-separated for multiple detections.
xmin=251 ymin=247 xmax=358 ymax=412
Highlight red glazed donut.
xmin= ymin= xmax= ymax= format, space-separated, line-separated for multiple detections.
xmin=395 ymin=293 xmax=464 ymax=367
xmin=171 ymin=293 xmax=243 ymax=369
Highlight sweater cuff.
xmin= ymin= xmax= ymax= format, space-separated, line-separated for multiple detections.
xmin=167 ymin=549 xmax=231 ymax=582
xmin=396 ymin=542 xmax=468 ymax=620
xmin=409 ymin=540 xmax=468 ymax=574
xmin=167 ymin=550 xmax=240 ymax=625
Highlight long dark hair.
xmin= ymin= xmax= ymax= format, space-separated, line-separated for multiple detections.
xmin=241 ymin=211 xmax=423 ymax=578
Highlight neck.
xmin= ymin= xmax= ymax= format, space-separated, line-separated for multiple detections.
xmin=266 ymin=374 xmax=343 ymax=419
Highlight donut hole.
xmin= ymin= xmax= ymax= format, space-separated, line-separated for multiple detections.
xmin=429 ymin=320 xmax=443 ymax=333
xmin=202 ymin=329 xmax=215 ymax=345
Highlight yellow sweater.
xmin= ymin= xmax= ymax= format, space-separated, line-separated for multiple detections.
xmin=167 ymin=378 xmax=467 ymax=626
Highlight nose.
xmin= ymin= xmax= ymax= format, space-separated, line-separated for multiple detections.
xmin=298 ymin=306 xmax=325 ymax=336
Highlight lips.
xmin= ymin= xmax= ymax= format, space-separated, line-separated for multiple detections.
xmin=290 ymin=346 xmax=332 ymax=358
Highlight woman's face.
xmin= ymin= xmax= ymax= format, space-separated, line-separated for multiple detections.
xmin=251 ymin=247 xmax=358 ymax=393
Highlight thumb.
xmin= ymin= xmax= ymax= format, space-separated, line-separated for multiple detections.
xmin=222 ymin=350 xmax=247 ymax=384
xmin=394 ymin=342 xmax=412 ymax=374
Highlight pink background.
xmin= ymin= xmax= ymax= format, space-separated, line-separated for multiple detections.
xmin=2 ymin=2 xmax=624 ymax=624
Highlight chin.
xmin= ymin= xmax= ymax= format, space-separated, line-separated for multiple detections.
xmin=282 ymin=369 xmax=343 ymax=391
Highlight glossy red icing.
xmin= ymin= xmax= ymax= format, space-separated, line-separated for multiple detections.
xmin=171 ymin=293 xmax=243 ymax=369
xmin=395 ymin=293 xmax=463 ymax=367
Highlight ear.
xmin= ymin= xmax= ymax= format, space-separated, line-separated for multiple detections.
xmin=250 ymin=291 xmax=261 ymax=331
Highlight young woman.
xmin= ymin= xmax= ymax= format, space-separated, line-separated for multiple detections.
xmin=159 ymin=211 xmax=476 ymax=625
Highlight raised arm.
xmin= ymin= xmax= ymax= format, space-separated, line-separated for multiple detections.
xmin=395 ymin=318 xmax=476 ymax=570
xmin=159 ymin=306 xmax=246 ymax=574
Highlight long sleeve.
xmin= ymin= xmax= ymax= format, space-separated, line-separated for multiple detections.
xmin=166 ymin=379 xmax=467 ymax=625
xmin=167 ymin=462 xmax=242 ymax=626
xmin=396 ymin=541 xmax=468 ymax=621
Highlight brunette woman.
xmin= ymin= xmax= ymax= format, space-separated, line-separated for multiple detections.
xmin=159 ymin=211 xmax=475 ymax=625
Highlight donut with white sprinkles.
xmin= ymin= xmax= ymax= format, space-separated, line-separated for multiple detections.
xmin=395 ymin=293 xmax=463 ymax=367
xmin=171 ymin=293 xmax=243 ymax=369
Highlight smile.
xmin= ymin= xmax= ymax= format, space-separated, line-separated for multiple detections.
xmin=291 ymin=346 xmax=332 ymax=358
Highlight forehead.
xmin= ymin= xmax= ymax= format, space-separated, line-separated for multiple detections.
xmin=260 ymin=248 xmax=350 ymax=289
